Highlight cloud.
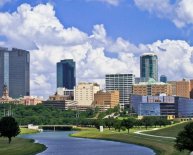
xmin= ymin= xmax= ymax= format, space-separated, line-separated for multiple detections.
xmin=0 ymin=3 xmax=193 ymax=98
xmin=88 ymin=0 xmax=121 ymax=6
xmin=134 ymin=0 xmax=193 ymax=28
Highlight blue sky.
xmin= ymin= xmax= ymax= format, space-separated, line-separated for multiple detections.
xmin=1 ymin=0 xmax=193 ymax=97
xmin=0 ymin=0 xmax=192 ymax=45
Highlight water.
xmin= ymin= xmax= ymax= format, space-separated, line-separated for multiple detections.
xmin=21 ymin=131 xmax=155 ymax=155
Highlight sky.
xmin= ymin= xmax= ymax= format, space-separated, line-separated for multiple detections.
xmin=0 ymin=0 xmax=193 ymax=98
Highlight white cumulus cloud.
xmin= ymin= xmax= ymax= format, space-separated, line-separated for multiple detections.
xmin=134 ymin=0 xmax=193 ymax=28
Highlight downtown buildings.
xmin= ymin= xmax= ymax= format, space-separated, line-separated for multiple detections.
xmin=0 ymin=47 xmax=30 ymax=98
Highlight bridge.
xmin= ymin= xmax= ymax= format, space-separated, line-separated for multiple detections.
xmin=20 ymin=125 xmax=76 ymax=131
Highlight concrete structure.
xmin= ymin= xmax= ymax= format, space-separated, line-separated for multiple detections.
xmin=160 ymin=75 xmax=167 ymax=83
xmin=56 ymin=87 xmax=74 ymax=100
xmin=43 ymin=100 xmax=66 ymax=110
xmin=57 ymin=59 xmax=76 ymax=89
xmin=140 ymin=53 xmax=158 ymax=82
xmin=105 ymin=74 xmax=135 ymax=109
xmin=133 ymin=78 xmax=172 ymax=96
xmin=93 ymin=90 xmax=119 ymax=111
xmin=176 ymin=79 xmax=190 ymax=98
xmin=74 ymin=82 xmax=100 ymax=106
xmin=0 ymin=47 xmax=30 ymax=98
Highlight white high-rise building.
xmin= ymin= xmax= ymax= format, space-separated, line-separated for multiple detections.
xmin=105 ymin=74 xmax=135 ymax=109
xmin=74 ymin=83 xmax=100 ymax=106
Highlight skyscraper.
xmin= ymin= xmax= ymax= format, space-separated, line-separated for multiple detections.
xmin=140 ymin=53 xmax=158 ymax=82
xmin=57 ymin=59 xmax=76 ymax=89
xmin=0 ymin=47 xmax=30 ymax=98
xmin=105 ymin=74 xmax=135 ymax=109
xmin=160 ymin=75 xmax=167 ymax=83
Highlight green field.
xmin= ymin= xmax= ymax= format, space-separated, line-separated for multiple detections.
xmin=0 ymin=128 xmax=46 ymax=155
xmin=144 ymin=121 xmax=191 ymax=137
xmin=20 ymin=128 xmax=39 ymax=134
xmin=72 ymin=123 xmax=190 ymax=155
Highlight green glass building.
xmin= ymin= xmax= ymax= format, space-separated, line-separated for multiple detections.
xmin=140 ymin=53 xmax=158 ymax=82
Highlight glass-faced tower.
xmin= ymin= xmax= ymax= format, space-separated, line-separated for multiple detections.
xmin=140 ymin=53 xmax=158 ymax=82
xmin=57 ymin=59 xmax=76 ymax=89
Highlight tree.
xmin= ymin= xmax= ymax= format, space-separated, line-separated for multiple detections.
xmin=113 ymin=119 xmax=122 ymax=132
xmin=121 ymin=117 xmax=135 ymax=134
xmin=0 ymin=116 xmax=20 ymax=143
xmin=175 ymin=122 xmax=193 ymax=152
xmin=142 ymin=117 xmax=154 ymax=130
xmin=104 ymin=117 xmax=114 ymax=130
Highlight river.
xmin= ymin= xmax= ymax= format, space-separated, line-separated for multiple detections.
xmin=21 ymin=131 xmax=155 ymax=155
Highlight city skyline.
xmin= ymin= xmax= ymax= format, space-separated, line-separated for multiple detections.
xmin=0 ymin=1 xmax=193 ymax=98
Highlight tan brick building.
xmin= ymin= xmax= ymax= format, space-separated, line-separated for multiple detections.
xmin=176 ymin=79 xmax=190 ymax=98
xmin=93 ymin=90 xmax=119 ymax=111
xmin=133 ymin=79 xmax=172 ymax=96
xmin=74 ymin=82 xmax=100 ymax=106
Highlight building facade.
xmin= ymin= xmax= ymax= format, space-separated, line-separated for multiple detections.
xmin=0 ymin=47 xmax=30 ymax=98
xmin=74 ymin=82 xmax=100 ymax=106
xmin=93 ymin=90 xmax=119 ymax=111
xmin=105 ymin=74 xmax=135 ymax=109
xmin=131 ymin=95 xmax=176 ymax=117
xmin=133 ymin=79 xmax=172 ymax=96
xmin=131 ymin=95 xmax=193 ymax=118
xmin=140 ymin=53 xmax=158 ymax=82
xmin=57 ymin=59 xmax=76 ymax=89
xmin=176 ymin=79 xmax=190 ymax=98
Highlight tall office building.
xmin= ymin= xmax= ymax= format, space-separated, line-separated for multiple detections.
xmin=140 ymin=53 xmax=158 ymax=82
xmin=57 ymin=59 xmax=76 ymax=89
xmin=105 ymin=74 xmax=135 ymax=109
xmin=160 ymin=75 xmax=167 ymax=83
xmin=0 ymin=47 xmax=30 ymax=98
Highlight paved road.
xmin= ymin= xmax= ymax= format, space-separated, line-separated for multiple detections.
xmin=134 ymin=128 xmax=176 ymax=140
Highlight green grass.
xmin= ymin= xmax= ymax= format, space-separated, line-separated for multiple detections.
xmin=0 ymin=128 xmax=46 ymax=155
xmin=144 ymin=121 xmax=191 ymax=137
xmin=20 ymin=128 xmax=39 ymax=134
xmin=72 ymin=125 xmax=190 ymax=155
xmin=0 ymin=137 xmax=46 ymax=155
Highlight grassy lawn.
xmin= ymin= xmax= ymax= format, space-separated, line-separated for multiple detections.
xmin=0 ymin=128 xmax=46 ymax=155
xmin=72 ymin=125 xmax=190 ymax=155
xmin=143 ymin=121 xmax=191 ymax=137
xmin=20 ymin=128 xmax=39 ymax=134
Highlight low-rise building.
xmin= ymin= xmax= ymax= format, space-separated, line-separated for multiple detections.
xmin=131 ymin=94 xmax=193 ymax=118
xmin=93 ymin=90 xmax=119 ymax=111
xmin=133 ymin=78 xmax=172 ymax=96
xmin=19 ymin=96 xmax=43 ymax=105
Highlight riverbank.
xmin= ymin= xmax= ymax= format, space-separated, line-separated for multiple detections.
xmin=0 ymin=128 xmax=46 ymax=155
xmin=71 ymin=124 xmax=189 ymax=155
